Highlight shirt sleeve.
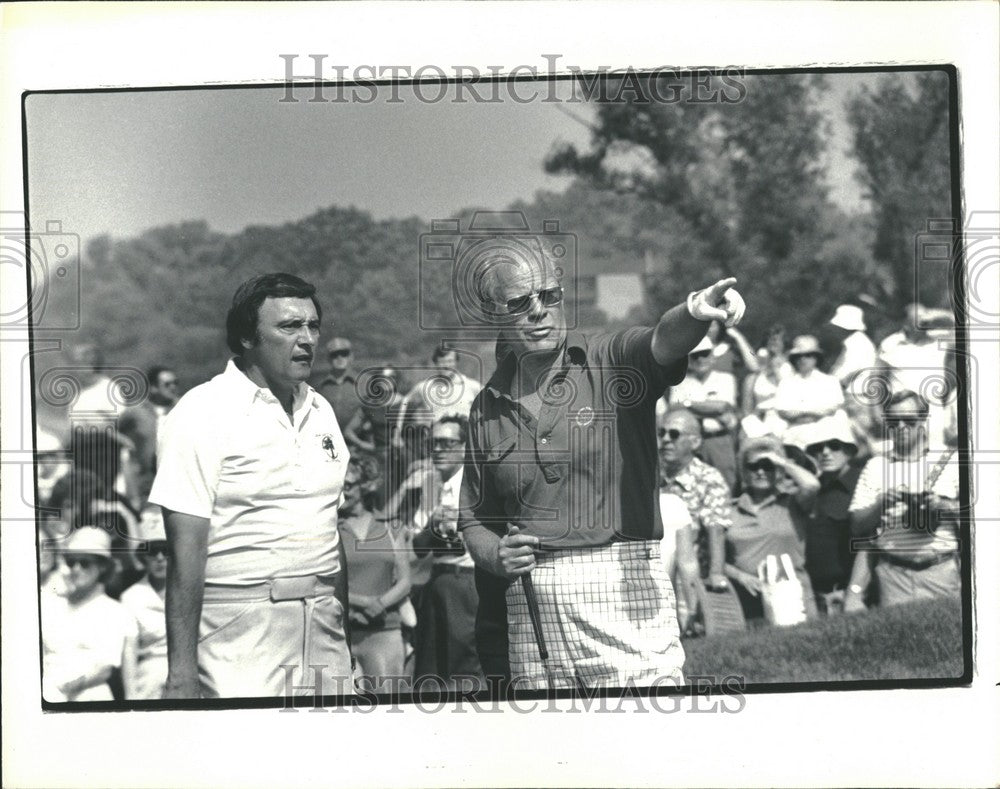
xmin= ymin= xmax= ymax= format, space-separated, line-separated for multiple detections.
xmin=458 ymin=398 xmax=505 ymax=538
xmin=147 ymin=394 xmax=221 ymax=519
xmin=701 ymin=468 xmax=735 ymax=531
xmin=608 ymin=327 xmax=688 ymax=402
xmin=848 ymin=457 xmax=882 ymax=514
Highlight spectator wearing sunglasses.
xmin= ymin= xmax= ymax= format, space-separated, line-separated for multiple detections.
xmin=800 ymin=414 xmax=863 ymax=615
xmin=772 ymin=335 xmax=846 ymax=429
xmin=668 ymin=335 xmax=740 ymax=491
xmin=312 ymin=337 xmax=363 ymax=430
xmin=459 ymin=249 xmax=745 ymax=690
xmin=844 ymin=390 xmax=960 ymax=611
xmin=724 ymin=436 xmax=821 ymax=622
xmin=120 ymin=505 xmax=170 ymax=699
xmin=409 ymin=415 xmax=484 ymax=690
xmin=42 ymin=527 xmax=139 ymax=702
xmin=119 ymin=365 xmax=180 ymax=505
xmin=658 ymin=408 xmax=733 ymax=594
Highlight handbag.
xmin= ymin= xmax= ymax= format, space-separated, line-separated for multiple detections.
xmin=757 ymin=553 xmax=807 ymax=627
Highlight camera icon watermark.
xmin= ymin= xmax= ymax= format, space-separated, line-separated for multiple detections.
xmin=914 ymin=211 xmax=998 ymax=330
xmin=418 ymin=210 xmax=578 ymax=333
xmin=0 ymin=212 xmax=81 ymax=331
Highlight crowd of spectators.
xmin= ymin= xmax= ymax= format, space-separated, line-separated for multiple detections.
xmin=35 ymin=300 xmax=963 ymax=699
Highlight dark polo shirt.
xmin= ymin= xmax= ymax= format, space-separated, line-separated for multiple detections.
xmin=313 ymin=371 xmax=361 ymax=427
xmin=459 ymin=327 xmax=686 ymax=679
xmin=806 ymin=464 xmax=862 ymax=593
xmin=459 ymin=328 xmax=686 ymax=549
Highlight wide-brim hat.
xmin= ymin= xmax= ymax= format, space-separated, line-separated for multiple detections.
xmin=800 ymin=413 xmax=858 ymax=453
xmin=63 ymin=527 xmax=112 ymax=559
xmin=788 ymin=334 xmax=823 ymax=358
xmin=740 ymin=435 xmax=786 ymax=466
xmin=830 ymin=304 xmax=866 ymax=333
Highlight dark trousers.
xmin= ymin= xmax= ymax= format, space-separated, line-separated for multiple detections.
xmin=415 ymin=565 xmax=483 ymax=685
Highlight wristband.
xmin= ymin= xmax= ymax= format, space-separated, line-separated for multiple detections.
xmin=686 ymin=290 xmax=700 ymax=318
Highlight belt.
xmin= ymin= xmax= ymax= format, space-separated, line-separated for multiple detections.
xmin=880 ymin=551 xmax=957 ymax=571
xmin=432 ymin=563 xmax=475 ymax=577
xmin=202 ymin=574 xmax=339 ymax=602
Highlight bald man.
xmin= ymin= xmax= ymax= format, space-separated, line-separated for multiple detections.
xmin=658 ymin=408 xmax=734 ymax=591
xmin=458 ymin=250 xmax=745 ymax=691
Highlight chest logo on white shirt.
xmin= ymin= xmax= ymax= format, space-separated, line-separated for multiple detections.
xmin=320 ymin=434 xmax=338 ymax=460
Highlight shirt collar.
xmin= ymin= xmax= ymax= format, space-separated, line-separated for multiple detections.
xmin=662 ymin=458 xmax=697 ymax=490
xmin=485 ymin=331 xmax=588 ymax=399
xmin=735 ymin=491 xmax=779 ymax=515
xmin=223 ymin=358 xmax=317 ymax=414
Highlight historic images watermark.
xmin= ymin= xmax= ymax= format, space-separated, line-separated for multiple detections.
xmin=279 ymin=665 xmax=747 ymax=714
xmin=278 ymin=55 xmax=747 ymax=105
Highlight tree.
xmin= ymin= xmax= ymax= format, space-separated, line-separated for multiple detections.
xmin=847 ymin=71 xmax=954 ymax=316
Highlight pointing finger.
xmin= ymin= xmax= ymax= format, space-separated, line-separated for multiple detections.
xmin=706 ymin=277 xmax=737 ymax=300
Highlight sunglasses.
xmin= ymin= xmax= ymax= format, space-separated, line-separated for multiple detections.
xmin=807 ymin=439 xmax=848 ymax=454
xmin=745 ymin=459 xmax=776 ymax=473
xmin=146 ymin=541 xmax=169 ymax=557
xmin=160 ymin=379 xmax=179 ymax=388
xmin=329 ymin=349 xmax=352 ymax=359
xmin=432 ymin=437 xmax=464 ymax=450
xmin=888 ymin=416 xmax=925 ymax=426
xmin=689 ymin=350 xmax=711 ymax=360
xmin=63 ymin=555 xmax=100 ymax=570
xmin=500 ymin=286 xmax=564 ymax=316
xmin=657 ymin=428 xmax=688 ymax=441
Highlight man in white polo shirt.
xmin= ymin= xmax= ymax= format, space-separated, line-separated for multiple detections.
xmin=150 ymin=273 xmax=351 ymax=699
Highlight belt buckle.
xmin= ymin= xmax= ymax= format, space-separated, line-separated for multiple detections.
xmin=269 ymin=576 xmax=318 ymax=601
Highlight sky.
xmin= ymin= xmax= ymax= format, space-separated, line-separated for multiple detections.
xmin=24 ymin=72 xmax=886 ymax=248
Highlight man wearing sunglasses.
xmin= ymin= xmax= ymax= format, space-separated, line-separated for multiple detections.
xmin=458 ymin=251 xmax=745 ymax=690
xmin=845 ymin=390 xmax=960 ymax=611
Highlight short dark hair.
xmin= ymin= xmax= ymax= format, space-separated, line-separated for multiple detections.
xmin=435 ymin=413 xmax=469 ymax=443
xmin=225 ymin=273 xmax=321 ymax=355
xmin=432 ymin=343 xmax=457 ymax=363
xmin=884 ymin=389 xmax=930 ymax=419
xmin=146 ymin=365 xmax=174 ymax=388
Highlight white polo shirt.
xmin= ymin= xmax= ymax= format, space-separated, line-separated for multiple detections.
xmin=149 ymin=359 xmax=350 ymax=586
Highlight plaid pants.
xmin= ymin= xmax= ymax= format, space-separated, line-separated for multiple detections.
xmin=505 ymin=541 xmax=685 ymax=690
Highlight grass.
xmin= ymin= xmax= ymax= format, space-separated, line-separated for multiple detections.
xmin=682 ymin=598 xmax=966 ymax=684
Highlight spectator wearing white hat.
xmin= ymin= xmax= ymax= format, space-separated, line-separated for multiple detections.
xmin=828 ymin=305 xmax=877 ymax=389
xmin=668 ymin=335 xmax=740 ymax=491
xmin=119 ymin=506 xmax=169 ymax=699
xmin=772 ymin=335 xmax=846 ymax=429
xmin=42 ymin=527 xmax=138 ymax=702
xmin=801 ymin=414 xmax=863 ymax=614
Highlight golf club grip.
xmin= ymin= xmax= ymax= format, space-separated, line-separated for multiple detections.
xmin=522 ymin=573 xmax=549 ymax=661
